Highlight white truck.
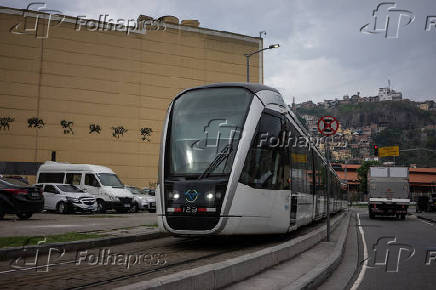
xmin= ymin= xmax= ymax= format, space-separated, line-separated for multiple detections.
xmin=368 ymin=167 xmax=410 ymax=220
xmin=36 ymin=162 xmax=135 ymax=213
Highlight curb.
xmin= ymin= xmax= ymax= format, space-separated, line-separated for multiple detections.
xmin=285 ymin=212 xmax=351 ymax=290
xmin=116 ymin=212 xmax=348 ymax=290
xmin=415 ymin=214 xmax=436 ymax=223
xmin=0 ymin=230 xmax=168 ymax=261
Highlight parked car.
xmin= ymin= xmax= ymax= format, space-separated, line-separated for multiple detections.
xmin=0 ymin=175 xmax=29 ymax=185
xmin=126 ymin=186 xmax=156 ymax=212
xmin=36 ymin=162 xmax=135 ymax=213
xmin=143 ymin=187 xmax=156 ymax=196
xmin=37 ymin=183 xmax=97 ymax=214
xmin=0 ymin=177 xmax=44 ymax=220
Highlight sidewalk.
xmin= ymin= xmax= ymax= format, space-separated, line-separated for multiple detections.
xmin=0 ymin=225 xmax=165 ymax=261
xmin=414 ymin=211 xmax=436 ymax=223
xmin=0 ymin=212 xmax=157 ymax=237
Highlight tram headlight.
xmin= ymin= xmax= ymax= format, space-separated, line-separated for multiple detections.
xmin=206 ymin=193 xmax=214 ymax=200
xmin=168 ymin=191 xmax=180 ymax=200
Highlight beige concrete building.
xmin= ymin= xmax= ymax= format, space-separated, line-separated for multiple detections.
xmin=0 ymin=6 xmax=262 ymax=186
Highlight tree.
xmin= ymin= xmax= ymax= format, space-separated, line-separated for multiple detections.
xmin=357 ymin=160 xmax=381 ymax=194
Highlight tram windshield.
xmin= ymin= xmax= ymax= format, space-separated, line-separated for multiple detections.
xmin=167 ymin=87 xmax=253 ymax=177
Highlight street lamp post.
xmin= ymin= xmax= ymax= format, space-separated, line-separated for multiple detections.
xmin=244 ymin=44 xmax=279 ymax=83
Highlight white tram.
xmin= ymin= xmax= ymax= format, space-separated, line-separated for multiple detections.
xmin=156 ymin=83 xmax=347 ymax=235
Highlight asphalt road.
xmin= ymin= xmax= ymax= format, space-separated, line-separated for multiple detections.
xmin=0 ymin=212 xmax=158 ymax=237
xmin=353 ymin=208 xmax=436 ymax=290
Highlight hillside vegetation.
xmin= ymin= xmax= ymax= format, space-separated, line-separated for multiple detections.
xmin=297 ymin=100 xmax=436 ymax=129
xmin=297 ymin=100 xmax=436 ymax=167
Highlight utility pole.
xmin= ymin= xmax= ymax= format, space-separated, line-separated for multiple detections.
xmin=325 ymin=141 xmax=331 ymax=242
xmin=317 ymin=116 xmax=339 ymax=242
xmin=344 ymin=160 xmax=349 ymax=206
xmin=244 ymin=44 xmax=279 ymax=83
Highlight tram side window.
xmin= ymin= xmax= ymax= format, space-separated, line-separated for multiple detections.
xmin=307 ymin=149 xmax=314 ymax=194
xmin=282 ymin=119 xmax=291 ymax=189
xmin=239 ymin=111 xmax=287 ymax=190
xmin=289 ymin=126 xmax=308 ymax=194
xmin=321 ymin=166 xmax=328 ymax=196
xmin=315 ymin=156 xmax=326 ymax=196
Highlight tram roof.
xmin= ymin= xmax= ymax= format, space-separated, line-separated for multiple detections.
xmin=188 ymin=83 xmax=280 ymax=94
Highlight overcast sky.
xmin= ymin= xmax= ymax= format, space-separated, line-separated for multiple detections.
xmin=2 ymin=0 xmax=436 ymax=104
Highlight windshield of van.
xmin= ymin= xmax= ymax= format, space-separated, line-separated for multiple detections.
xmin=97 ymin=173 xmax=124 ymax=188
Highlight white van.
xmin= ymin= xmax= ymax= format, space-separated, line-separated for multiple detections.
xmin=36 ymin=162 xmax=134 ymax=213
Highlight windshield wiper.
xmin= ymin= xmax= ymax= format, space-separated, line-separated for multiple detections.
xmin=198 ymin=144 xmax=233 ymax=179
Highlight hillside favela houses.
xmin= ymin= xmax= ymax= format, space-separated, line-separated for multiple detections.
xmin=292 ymin=84 xmax=436 ymax=201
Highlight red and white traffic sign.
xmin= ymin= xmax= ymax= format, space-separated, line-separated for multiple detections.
xmin=317 ymin=116 xmax=339 ymax=136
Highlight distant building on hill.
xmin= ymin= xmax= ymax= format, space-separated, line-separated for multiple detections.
xmin=417 ymin=100 xmax=436 ymax=111
xmin=378 ymin=87 xmax=402 ymax=101
xmin=368 ymin=96 xmax=379 ymax=102
xmin=300 ymin=101 xmax=316 ymax=109
xmin=351 ymin=92 xmax=361 ymax=102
